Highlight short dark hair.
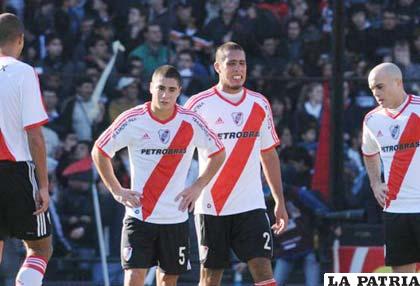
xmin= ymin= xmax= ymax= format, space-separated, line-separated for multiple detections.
xmin=0 ymin=13 xmax=24 ymax=46
xmin=152 ymin=65 xmax=181 ymax=86
xmin=215 ymin=41 xmax=244 ymax=62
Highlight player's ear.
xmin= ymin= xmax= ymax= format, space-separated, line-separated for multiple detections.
xmin=214 ymin=61 xmax=220 ymax=75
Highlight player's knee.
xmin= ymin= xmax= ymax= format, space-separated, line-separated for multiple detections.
xmin=25 ymin=239 xmax=53 ymax=261
xmin=248 ymin=257 xmax=273 ymax=282
xmin=124 ymin=269 xmax=146 ymax=283
xmin=160 ymin=273 xmax=178 ymax=286
xmin=200 ymin=268 xmax=223 ymax=286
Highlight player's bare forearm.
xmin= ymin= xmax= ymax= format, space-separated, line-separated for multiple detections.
xmin=260 ymin=148 xmax=285 ymax=205
xmin=363 ymin=153 xmax=382 ymax=187
xmin=176 ymin=149 xmax=225 ymax=212
xmin=27 ymin=126 xmax=48 ymax=189
xmin=91 ymin=146 xmax=121 ymax=194
xmin=195 ymin=149 xmax=226 ymax=189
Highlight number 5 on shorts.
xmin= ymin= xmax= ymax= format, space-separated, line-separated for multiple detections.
xmin=179 ymin=246 xmax=186 ymax=265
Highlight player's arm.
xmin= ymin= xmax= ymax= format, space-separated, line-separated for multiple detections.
xmin=27 ymin=126 xmax=49 ymax=215
xmin=176 ymin=149 xmax=226 ymax=212
xmin=363 ymin=153 xmax=387 ymax=207
xmin=91 ymin=147 xmax=140 ymax=208
xmin=260 ymin=148 xmax=288 ymax=235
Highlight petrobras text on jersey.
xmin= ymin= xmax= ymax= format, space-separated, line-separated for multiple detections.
xmin=324 ymin=273 xmax=420 ymax=286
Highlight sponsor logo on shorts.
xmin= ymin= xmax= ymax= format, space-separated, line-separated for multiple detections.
xmin=123 ymin=246 xmax=133 ymax=261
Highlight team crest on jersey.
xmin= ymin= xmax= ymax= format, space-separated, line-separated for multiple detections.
xmin=231 ymin=112 xmax=244 ymax=126
xmin=123 ymin=246 xmax=133 ymax=261
xmin=158 ymin=129 xmax=171 ymax=144
xmin=389 ymin=124 xmax=400 ymax=139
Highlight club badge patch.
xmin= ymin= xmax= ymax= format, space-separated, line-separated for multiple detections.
xmin=123 ymin=246 xmax=133 ymax=261
xmin=389 ymin=124 xmax=400 ymax=139
xmin=231 ymin=112 xmax=243 ymax=126
xmin=158 ymin=129 xmax=171 ymax=144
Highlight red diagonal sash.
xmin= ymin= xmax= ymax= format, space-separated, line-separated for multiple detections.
xmin=211 ymin=103 xmax=265 ymax=214
xmin=386 ymin=113 xmax=420 ymax=208
xmin=142 ymin=121 xmax=193 ymax=220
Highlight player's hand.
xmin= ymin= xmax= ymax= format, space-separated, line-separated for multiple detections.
xmin=33 ymin=187 xmax=49 ymax=215
xmin=175 ymin=183 xmax=202 ymax=212
xmin=272 ymin=202 xmax=288 ymax=236
xmin=113 ymin=188 xmax=141 ymax=208
xmin=371 ymin=182 xmax=388 ymax=208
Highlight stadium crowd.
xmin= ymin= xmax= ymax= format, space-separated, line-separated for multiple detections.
xmin=1 ymin=0 xmax=420 ymax=284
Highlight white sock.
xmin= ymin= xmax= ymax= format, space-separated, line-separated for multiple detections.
xmin=15 ymin=255 xmax=47 ymax=286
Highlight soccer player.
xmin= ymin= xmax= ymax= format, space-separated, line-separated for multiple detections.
xmin=0 ymin=13 xmax=52 ymax=285
xmin=362 ymin=62 xmax=420 ymax=272
xmin=92 ymin=65 xmax=225 ymax=286
xmin=185 ymin=42 xmax=288 ymax=286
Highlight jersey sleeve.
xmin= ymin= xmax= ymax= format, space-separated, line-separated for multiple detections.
xmin=95 ymin=112 xmax=134 ymax=158
xmin=361 ymin=121 xmax=380 ymax=156
xmin=21 ymin=68 xmax=48 ymax=130
xmin=190 ymin=114 xmax=224 ymax=158
xmin=259 ymin=100 xmax=280 ymax=152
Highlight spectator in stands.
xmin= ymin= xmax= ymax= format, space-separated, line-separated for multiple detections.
xmin=279 ymin=18 xmax=304 ymax=63
xmin=392 ymin=40 xmax=420 ymax=92
xmin=108 ymin=77 xmax=145 ymax=122
xmin=60 ymin=77 xmax=105 ymax=141
xmin=129 ymin=24 xmax=170 ymax=78
xmin=121 ymin=4 xmax=147 ymax=54
xmin=346 ymin=4 xmax=374 ymax=59
xmin=371 ymin=9 xmax=409 ymax=61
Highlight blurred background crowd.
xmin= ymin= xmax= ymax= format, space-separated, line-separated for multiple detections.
xmin=0 ymin=0 xmax=420 ymax=285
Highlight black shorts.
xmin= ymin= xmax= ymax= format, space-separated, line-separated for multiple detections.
xmin=0 ymin=161 xmax=51 ymax=241
xmin=384 ymin=212 xmax=420 ymax=266
xmin=121 ymin=216 xmax=191 ymax=275
xmin=195 ymin=209 xmax=273 ymax=269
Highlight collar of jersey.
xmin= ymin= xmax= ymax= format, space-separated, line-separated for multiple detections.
xmin=146 ymin=101 xmax=178 ymax=124
xmin=213 ymin=86 xmax=247 ymax=106
xmin=384 ymin=94 xmax=412 ymax=119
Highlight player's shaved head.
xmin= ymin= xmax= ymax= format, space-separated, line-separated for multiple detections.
xmin=215 ymin=41 xmax=244 ymax=63
xmin=368 ymin=62 xmax=402 ymax=82
xmin=368 ymin=62 xmax=407 ymax=109
xmin=0 ymin=13 xmax=24 ymax=46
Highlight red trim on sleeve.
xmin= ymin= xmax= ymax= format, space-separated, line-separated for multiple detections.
xmin=261 ymin=141 xmax=280 ymax=153
xmin=362 ymin=151 xmax=379 ymax=157
xmin=96 ymin=145 xmax=112 ymax=158
xmin=208 ymin=147 xmax=225 ymax=158
xmin=24 ymin=118 xmax=49 ymax=130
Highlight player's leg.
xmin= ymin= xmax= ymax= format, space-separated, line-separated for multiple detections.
xmin=16 ymin=235 xmax=53 ymax=286
xmin=156 ymin=267 xmax=179 ymax=286
xmin=200 ymin=266 xmax=224 ymax=286
xmin=157 ymin=220 xmax=190 ymax=286
xmin=392 ymin=263 xmax=416 ymax=273
xmin=0 ymin=240 xmax=3 ymax=264
xmin=121 ymin=217 xmax=158 ymax=286
xmin=10 ymin=162 xmax=53 ymax=286
xmin=195 ymin=214 xmax=230 ymax=286
xmin=232 ymin=209 xmax=276 ymax=285
xmin=124 ymin=268 xmax=147 ymax=286
xmin=384 ymin=212 xmax=419 ymax=273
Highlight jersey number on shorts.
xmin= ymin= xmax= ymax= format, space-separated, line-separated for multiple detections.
xmin=179 ymin=246 xmax=186 ymax=265
xmin=263 ymin=232 xmax=271 ymax=250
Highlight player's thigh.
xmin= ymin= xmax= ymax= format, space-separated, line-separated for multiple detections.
xmin=124 ymin=268 xmax=147 ymax=286
xmin=121 ymin=217 xmax=158 ymax=270
xmin=195 ymin=214 xmax=231 ymax=269
xmin=383 ymin=212 xmax=420 ymax=266
xmin=247 ymin=257 xmax=273 ymax=282
xmin=23 ymin=235 xmax=53 ymax=259
xmin=231 ymin=209 xmax=273 ymax=262
xmin=5 ymin=162 xmax=51 ymax=241
xmin=157 ymin=220 xmax=190 ymax=275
